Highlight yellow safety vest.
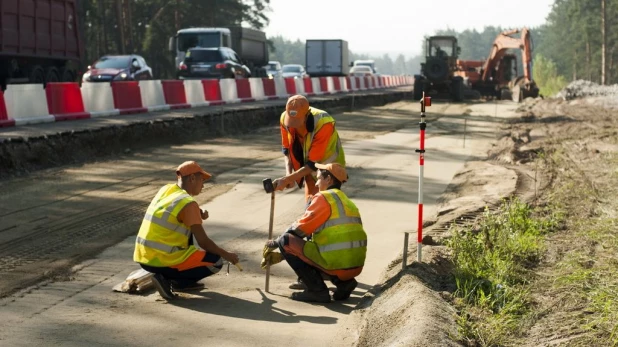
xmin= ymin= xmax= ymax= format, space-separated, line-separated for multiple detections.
xmin=302 ymin=189 xmax=367 ymax=270
xmin=280 ymin=107 xmax=346 ymax=179
xmin=133 ymin=184 xmax=198 ymax=267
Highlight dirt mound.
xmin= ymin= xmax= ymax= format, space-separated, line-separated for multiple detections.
xmin=555 ymin=79 xmax=618 ymax=100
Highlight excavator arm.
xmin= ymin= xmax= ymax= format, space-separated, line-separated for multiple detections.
xmin=481 ymin=28 xmax=533 ymax=83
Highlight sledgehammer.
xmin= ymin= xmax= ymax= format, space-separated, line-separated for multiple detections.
xmin=262 ymin=178 xmax=276 ymax=292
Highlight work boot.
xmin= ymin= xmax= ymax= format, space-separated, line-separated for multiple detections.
xmin=151 ymin=273 xmax=177 ymax=300
xmin=288 ymin=278 xmax=307 ymax=290
xmin=291 ymin=290 xmax=331 ymax=303
xmin=333 ymin=278 xmax=357 ymax=301
xmin=171 ymin=280 xmax=205 ymax=292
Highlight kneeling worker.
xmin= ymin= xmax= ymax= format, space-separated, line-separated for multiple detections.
xmin=134 ymin=161 xmax=239 ymax=300
xmin=268 ymin=163 xmax=367 ymax=303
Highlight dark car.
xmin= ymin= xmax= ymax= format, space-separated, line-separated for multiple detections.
xmin=177 ymin=47 xmax=251 ymax=79
xmin=82 ymin=55 xmax=153 ymax=83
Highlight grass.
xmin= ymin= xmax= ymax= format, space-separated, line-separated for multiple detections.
xmin=447 ymin=197 xmax=563 ymax=346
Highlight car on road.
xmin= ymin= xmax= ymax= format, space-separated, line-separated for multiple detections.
xmin=177 ymin=47 xmax=251 ymax=79
xmin=265 ymin=60 xmax=282 ymax=79
xmin=349 ymin=65 xmax=374 ymax=77
xmin=281 ymin=64 xmax=308 ymax=79
xmin=82 ymin=55 xmax=153 ymax=83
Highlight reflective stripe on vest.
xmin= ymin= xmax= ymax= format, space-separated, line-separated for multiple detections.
xmin=136 ymin=236 xmax=185 ymax=254
xmin=314 ymin=191 xmax=362 ymax=234
xmin=318 ymin=239 xmax=368 ymax=253
xmin=142 ymin=192 xmax=191 ymax=238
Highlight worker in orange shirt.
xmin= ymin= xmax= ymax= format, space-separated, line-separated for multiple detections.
xmin=267 ymin=163 xmax=367 ymax=303
xmin=273 ymin=95 xmax=346 ymax=204
xmin=134 ymin=161 xmax=239 ymax=300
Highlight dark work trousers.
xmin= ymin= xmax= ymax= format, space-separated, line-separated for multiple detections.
xmin=277 ymin=233 xmax=329 ymax=292
xmin=140 ymin=252 xmax=223 ymax=288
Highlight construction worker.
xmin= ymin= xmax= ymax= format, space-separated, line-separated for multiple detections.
xmin=267 ymin=163 xmax=367 ymax=303
xmin=273 ymin=94 xmax=346 ymax=204
xmin=133 ymin=161 xmax=239 ymax=300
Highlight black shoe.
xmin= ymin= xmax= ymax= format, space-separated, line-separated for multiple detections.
xmin=291 ymin=290 xmax=331 ymax=303
xmin=289 ymin=279 xmax=308 ymax=290
xmin=171 ymin=281 xmax=205 ymax=292
xmin=152 ymin=273 xmax=176 ymax=300
xmin=333 ymin=279 xmax=357 ymax=301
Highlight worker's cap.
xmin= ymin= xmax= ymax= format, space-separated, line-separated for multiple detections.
xmin=284 ymin=95 xmax=310 ymax=128
xmin=315 ymin=163 xmax=348 ymax=183
xmin=176 ymin=161 xmax=212 ymax=180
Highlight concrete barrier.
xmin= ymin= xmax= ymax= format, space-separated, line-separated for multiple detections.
xmin=261 ymin=78 xmax=278 ymax=100
xmin=0 ymin=90 xmax=14 ymax=127
xmin=303 ymin=78 xmax=315 ymax=96
xmin=235 ymin=79 xmax=255 ymax=103
xmin=140 ymin=80 xmax=170 ymax=112
xmin=111 ymin=81 xmax=148 ymax=115
xmin=294 ymin=78 xmax=305 ymax=95
xmin=4 ymin=84 xmax=54 ymax=125
xmin=249 ymin=78 xmax=267 ymax=101
xmin=45 ymin=82 xmax=90 ymax=121
xmin=311 ymin=78 xmax=323 ymax=95
xmin=332 ymin=77 xmax=342 ymax=93
xmin=274 ymin=77 xmax=288 ymax=99
xmin=81 ymin=83 xmax=120 ymax=118
xmin=185 ymin=80 xmax=209 ymax=107
xmin=161 ymin=80 xmax=190 ymax=109
xmin=284 ymin=78 xmax=297 ymax=95
xmin=219 ymin=79 xmax=240 ymax=104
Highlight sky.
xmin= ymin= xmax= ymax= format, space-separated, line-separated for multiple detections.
xmin=264 ymin=0 xmax=555 ymax=59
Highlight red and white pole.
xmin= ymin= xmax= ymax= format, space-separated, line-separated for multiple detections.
xmin=416 ymin=92 xmax=430 ymax=262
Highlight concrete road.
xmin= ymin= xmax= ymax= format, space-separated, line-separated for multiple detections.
xmin=0 ymin=100 xmax=517 ymax=346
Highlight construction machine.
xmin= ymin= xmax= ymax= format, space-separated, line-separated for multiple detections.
xmin=471 ymin=28 xmax=539 ymax=102
xmin=414 ymin=36 xmax=464 ymax=102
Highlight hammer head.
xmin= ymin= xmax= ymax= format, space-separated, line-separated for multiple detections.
xmin=262 ymin=178 xmax=274 ymax=194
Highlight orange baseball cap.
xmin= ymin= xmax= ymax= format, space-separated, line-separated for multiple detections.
xmin=284 ymin=95 xmax=310 ymax=128
xmin=315 ymin=163 xmax=348 ymax=183
xmin=176 ymin=161 xmax=212 ymax=180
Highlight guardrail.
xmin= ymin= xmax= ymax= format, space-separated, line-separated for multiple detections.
xmin=0 ymin=75 xmax=413 ymax=128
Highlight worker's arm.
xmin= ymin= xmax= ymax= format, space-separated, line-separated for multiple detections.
xmin=190 ymin=225 xmax=239 ymax=264
xmin=285 ymin=194 xmax=331 ymax=238
xmin=178 ymin=202 xmax=239 ymax=264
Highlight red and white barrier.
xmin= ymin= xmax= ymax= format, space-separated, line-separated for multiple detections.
xmin=4 ymin=84 xmax=54 ymax=125
xmin=0 ymin=74 xmax=411 ymax=128
xmin=46 ymin=82 xmax=90 ymax=121
xmin=140 ymin=80 xmax=169 ymax=112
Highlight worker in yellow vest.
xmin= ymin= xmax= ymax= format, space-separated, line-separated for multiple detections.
xmin=267 ymin=163 xmax=367 ymax=303
xmin=273 ymin=95 xmax=346 ymax=204
xmin=133 ymin=161 xmax=239 ymax=300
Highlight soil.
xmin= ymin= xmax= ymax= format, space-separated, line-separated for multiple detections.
xmin=344 ymin=96 xmax=618 ymax=346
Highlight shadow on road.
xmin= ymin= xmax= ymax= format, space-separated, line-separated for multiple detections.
xmin=169 ymin=288 xmax=339 ymax=324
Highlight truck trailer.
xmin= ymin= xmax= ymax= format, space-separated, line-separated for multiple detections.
xmin=305 ymin=39 xmax=349 ymax=77
xmin=169 ymin=26 xmax=269 ymax=77
xmin=0 ymin=0 xmax=84 ymax=88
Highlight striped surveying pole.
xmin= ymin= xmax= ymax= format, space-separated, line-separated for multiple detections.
xmin=415 ymin=92 xmax=430 ymax=262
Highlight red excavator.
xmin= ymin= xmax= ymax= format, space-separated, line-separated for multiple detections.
xmin=457 ymin=28 xmax=539 ymax=102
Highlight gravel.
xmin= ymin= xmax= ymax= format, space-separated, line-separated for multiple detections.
xmin=556 ymin=79 xmax=618 ymax=100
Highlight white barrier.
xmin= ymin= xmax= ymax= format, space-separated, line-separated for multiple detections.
xmin=139 ymin=80 xmax=169 ymax=112
xmin=339 ymin=77 xmax=349 ymax=92
xmin=249 ymin=78 xmax=267 ymax=101
xmin=273 ymin=78 xmax=288 ymax=99
xmin=4 ymin=84 xmax=54 ymax=125
xmin=219 ymin=79 xmax=240 ymax=103
xmin=80 ymin=83 xmax=119 ymax=118
xmin=184 ymin=80 xmax=208 ymax=107
xmin=311 ymin=78 xmax=323 ymax=95
xmin=294 ymin=78 xmax=305 ymax=96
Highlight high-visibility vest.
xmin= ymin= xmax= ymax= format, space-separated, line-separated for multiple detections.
xmin=133 ymin=184 xmax=198 ymax=267
xmin=302 ymin=189 xmax=367 ymax=270
xmin=280 ymin=107 xmax=345 ymax=183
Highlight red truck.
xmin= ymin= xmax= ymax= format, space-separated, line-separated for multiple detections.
xmin=0 ymin=0 xmax=84 ymax=88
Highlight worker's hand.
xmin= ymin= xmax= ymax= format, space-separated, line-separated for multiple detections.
xmin=223 ymin=252 xmax=239 ymax=265
xmin=265 ymin=239 xmax=278 ymax=249
xmin=200 ymin=209 xmax=209 ymax=220
xmin=273 ymin=176 xmax=294 ymax=191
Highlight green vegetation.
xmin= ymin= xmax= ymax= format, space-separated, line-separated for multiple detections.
xmin=532 ymin=54 xmax=568 ymax=97
xmin=447 ymin=198 xmax=563 ymax=346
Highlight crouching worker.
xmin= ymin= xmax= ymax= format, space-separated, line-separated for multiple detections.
xmin=134 ymin=161 xmax=239 ymax=300
xmin=267 ymin=163 xmax=367 ymax=303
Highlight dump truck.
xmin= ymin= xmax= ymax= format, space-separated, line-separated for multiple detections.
xmin=414 ymin=36 xmax=464 ymax=102
xmin=169 ymin=26 xmax=269 ymax=77
xmin=0 ymin=0 xmax=84 ymax=88
xmin=305 ymin=39 xmax=350 ymax=77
